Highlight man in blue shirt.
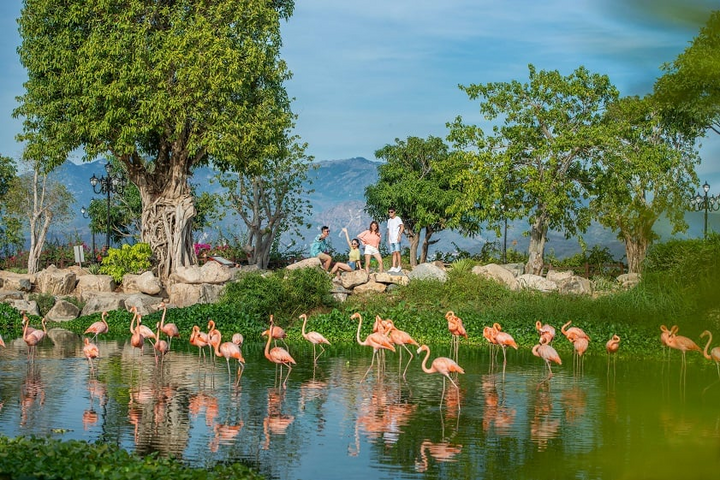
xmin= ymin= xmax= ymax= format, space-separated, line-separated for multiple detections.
xmin=310 ymin=225 xmax=332 ymax=271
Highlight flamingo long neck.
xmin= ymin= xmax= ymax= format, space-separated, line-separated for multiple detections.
xmin=420 ymin=346 xmax=433 ymax=374
xmin=102 ymin=313 xmax=108 ymax=330
xmin=301 ymin=315 xmax=308 ymax=337
xmin=130 ymin=311 xmax=137 ymax=334
xmin=23 ymin=316 xmax=30 ymax=340
xmin=213 ymin=331 xmax=222 ymax=357
xmin=264 ymin=322 xmax=274 ymax=359
xmin=355 ymin=315 xmax=364 ymax=345
xmin=703 ymin=332 xmax=713 ymax=360
xmin=160 ymin=306 xmax=166 ymax=329
xmin=561 ymin=321 xmax=571 ymax=334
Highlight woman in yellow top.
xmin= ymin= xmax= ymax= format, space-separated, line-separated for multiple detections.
xmin=331 ymin=227 xmax=363 ymax=278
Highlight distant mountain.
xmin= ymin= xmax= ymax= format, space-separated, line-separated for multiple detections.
xmin=46 ymin=158 xmax=715 ymax=262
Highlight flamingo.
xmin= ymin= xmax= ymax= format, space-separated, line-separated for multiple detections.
xmin=300 ymin=314 xmax=331 ymax=364
xmin=416 ymin=344 xmax=465 ymax=407
xmin=232 ymin=333 xmax=244 ymax=346
xmin=350 ymin=312 xmax=396 ymax=380
xmin=28 ymin=318 xmax=48 ymax=345
xmin=561 ymin=321 xmax=589 ymax=342
xmin=129 ymin=311 xmax=145 ymax=354
xmin=532 ymin=337 xmax=562 ymax=376
xmin=83 ymin=337 xmax=100 ymax=370
xmin=84 ymin=311 xmax=109 ymax=341
xmin=207 ymin=320 xmax=222 ymax=361
xmin=700 ymin=330 xmax=720 ymax=378
xmin=536 ymin=320 xmax=556 ymax=344
xmin=445 ymin=311 xmax=467 ymax=363
xmin=212 ymin=329 xmax=246 ymax=385
xmin=261 ymin=315 xmax=289 ymax=349
xmin=264 ymin=317 xmax=296 ymax=389
xmin=23 ymin=316 xmax=43 ymax=358
xmin=492 ymin=322 xmax=518 ymax=366
xmin=158 ymin=302 xmax=180 ymax=347
xmin=134 ymin=314 xmax=156 ymax=340
xmin=190 ymin=325 xmax=210 ymax=358
xmin=384 ymin=319 xmax=420 ymax=378
xmin=153 ymin=322 xmax=169 ymax=364
xmin=660 ymin=325 xmax=678 ymax=359
xmin=572 ymin=337 xmax=589 ymax=371
xmin=606 ymin=335 xmax=620 ymax=355
xmin=665 ymin=330 xmax=702 ymax=367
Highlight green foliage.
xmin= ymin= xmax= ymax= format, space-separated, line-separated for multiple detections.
xmin=28 ymin=293 xmax=56 ymax=317
xmin=0 ymin=435 xmax=264 ymax=480
xmin=100 ymin=243 xmax=153 ymax=283
xmin=220 ymin=268 xmax=336 ymax=324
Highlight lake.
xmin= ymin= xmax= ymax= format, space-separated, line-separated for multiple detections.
xmin=1 ymin=330 xmax=720 ymax=479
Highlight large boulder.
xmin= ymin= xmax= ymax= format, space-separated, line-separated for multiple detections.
xmin=0 ymin=290 xmax=24 ymax=303
xmin=46 ymin=299 xmax=80 ymax=322
xmin=374 ymin=272 xmax=410 ymax=286
xmin=8 ymin=299 xmax=40 ymax=316
xmin=285 ymin=257 xmax=322 ymax=271
xmin=36 ymin=266 xmax=77 ymax=295
xmin=170 ymin=265 xmax=203 ymax=285
xmin=472 ymin=264 xmax=520 ymax=290
xmin=407 ymin=263 xmax=448 ymax=282
xmin=556 ymin=276 xmax=593 ymax=295
xmin=340 ymin=270 xmax=369 ymax=289
xmin=200 ymin=261 xmax=234 ymax=284
xmin=0 ymin=271 xmax=34 ymax=292
xmin=81 ymin=292 xmax=128 ymax=316
xmin=124 ymin=271 xmax=163 ymax=295
xmin=168 ymin=283 xmax=224 ymax=308
xmin=517 ymin=274 xmax=558 ymax=293
xmin=617 ymin=273 xmax=641 ymax=289
xmin=76 ymin=275 xmax=116 ymax=299
xmin=353 ymin=280 xmax=387 ymax=294
xmin=124 ymin=293 xmax=164 ymax=316
xmin=546 ymin=269 xmax=575 ymax=283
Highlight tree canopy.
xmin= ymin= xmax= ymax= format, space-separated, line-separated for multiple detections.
xmin=14 ymin=0 xmax=296 ymax=279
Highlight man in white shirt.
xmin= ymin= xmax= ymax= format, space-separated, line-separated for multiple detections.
xmin=386 ymin=208 xmax=404 ymax=273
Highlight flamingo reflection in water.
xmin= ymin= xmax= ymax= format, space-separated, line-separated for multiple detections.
xmin=83 ymin=379 xmax=107 ymax=430
xmin=530 ymin=382 xmax=560 ymax=452
xmin=415 ymin=439 xmax=463 ymax=473
xmin=209 ymin=422 xmax=244 ymax=453
xmin=481 ymin=376 xmax=516 ymax=436
xmin=263 ymin=388 xmax=294 ymax=450
xmin=20 ymin=363 xmax=45 ymax=427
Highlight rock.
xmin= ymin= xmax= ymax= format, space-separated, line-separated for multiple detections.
xmin=407 ymin=263 xmax=448 ymax=282
xmin=285 ymin=257 xmax=322 ymax=270
xmin=81 ymin=292 xmax=129 ymax=316
xmin=47 ymin=327 xmax=78 ymax=345
xmin=353 ymin=280 xmax=387 ymax=294
xmin=66 ymin=265 xmax=88 ymax=277
xmin=340 ymin=270 xmax=369 ymax=289
xmin=124 ymin=293 xmax=164 ymax=316
xmin=46 ymin=299 xmax=80 ymax=322
xmin=546 ymin=269 xmax=575 ymax=283
xmin=8 ymin=299 xmax=40 ymax=316
xmin=0 ymin=290 xmax=25 ymax=303
xmin=617 ymin=273 xmax=641 ymax=289
xmin=36 ymin=265 xmax=77 ymax=295
xmin=200 ymin=261 xmax=233 ymax=284
xmin=170 ymin=265 xmax=203 ymax=284
xmin=0 ymin=271 xmax=33 ymax=292
xmin=168 ymin=283 xmax=224 ymax=308
xmin=374 ymin=272 xmax=410 ymax=286
xmin=124 ymin=271 xmax=163 ymax=295
xmin=472 ymin=264 xmax=520 ymax=290
xmin=517 ymin=274 xmax=558 ymax=293
xmin=556 ymin=276 xmax=593 ymax=295
xmin=76 ymin=275 xmax=116 ymax=298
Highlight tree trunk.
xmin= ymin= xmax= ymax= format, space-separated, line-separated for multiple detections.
xmin=405 ymin=227 xmax=420 ymax=267
xmin=420 ymin=226 xmax=435 ymax=264
xmin=525 ymin=214 xmax=548 ymax=275
xmin=26 ymin=170 xmax=52 ymax=275
xmin=623 ymin=231 xmax=649 ymax=274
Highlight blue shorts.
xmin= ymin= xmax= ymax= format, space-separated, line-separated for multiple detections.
xmin=348 ymin=261 xmax=358 ymax=270
xmin=390 ymin=242 xmax=401 ymax=253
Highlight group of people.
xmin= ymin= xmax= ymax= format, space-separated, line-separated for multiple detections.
xmin=309 ymin=208 xmax=405 ymax=277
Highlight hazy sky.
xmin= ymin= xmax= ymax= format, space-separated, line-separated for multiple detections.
xmin=1 ymin=0 xmax=718 ymax=188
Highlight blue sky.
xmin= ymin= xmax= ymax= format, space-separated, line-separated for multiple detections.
xmin=1 ymin=0 xmax=719 ymax=190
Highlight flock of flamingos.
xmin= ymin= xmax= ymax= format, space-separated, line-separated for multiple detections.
xmin=2 ymin=305 xmax=720 ymax=401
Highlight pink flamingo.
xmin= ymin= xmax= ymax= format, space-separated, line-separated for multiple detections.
xmin=445 ymin=311 xmax=467 ymax=363
xmin=351 ymin=312 xmax=396 ymax=380
xmin=129 ymin=311 xmax=145 ymax=355
xmin=492 ymin=322 xmax=518 ymax=366
xmin=666 ymin=330 xmax=701 ymax=367
xmin=561 ymin=321 xmax=589 ymax=342
xmin=153 ymin=322 xmax=169 ymax=364
xmin=532 ymin=337 xmax=562 ymax=376
xmin=535 ymin=320 xmax=556 ymax=344
xmin=190 ymin=325 xmax=210 ymax=359
xmin=416 ymin=344 xmax=465 ymax=408
xmin=262 ymin=315 xmax=289 ymax=350
xmin=300 ymin=314 xmax=331 ymax=364
xmin=264 ymin=317 xmax=296 ymax=389
xmin=701 ymin=330 xmax=720 ymax=378
xmin=84 ymin=311 xmax=109 ymax=342
xmin=83 ymin=337 xmax=100 ymax=371
xmin=23 ymin=316 xmax=44 ymax=359
xmin=213 ymin=329 xmax=246 ymax=385
xmin=572 ymin=337 xmax=589 ymax=372
xmin=660 ymin=325 xmax=678 ymax=360
xmin=158 ymin=302 xmax=180 ymax=347
xmin=384 ymin=319 xmax=420 ymax=378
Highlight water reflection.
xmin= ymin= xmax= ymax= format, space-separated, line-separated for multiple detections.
xmin=2 ymin=329 xmax=720 ymax=479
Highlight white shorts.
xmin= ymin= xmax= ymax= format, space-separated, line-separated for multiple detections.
xmin=364 ymin=245 xmax=380 ymax=256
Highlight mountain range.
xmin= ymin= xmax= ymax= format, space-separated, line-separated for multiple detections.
xmin=47 ymin=157 xmax=714 ymax=262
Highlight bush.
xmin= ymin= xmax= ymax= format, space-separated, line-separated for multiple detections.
xmin=100 ymin=243 xmax=153 ymax=283
xmin=28 ymin=293 xmax=56 ymax=317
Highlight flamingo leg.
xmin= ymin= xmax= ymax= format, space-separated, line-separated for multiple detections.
xmin=401 ymin=344 xmax=414 ymax=379
xmin=282 ymin=364 xmax=292 ymax=389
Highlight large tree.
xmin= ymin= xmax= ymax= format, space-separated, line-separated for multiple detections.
xmin=447 ymin=65 xmax=619 ymax=274
xmin=0 ymin=156 xmax=23 ymax=259
xmin=366 ymin=136 xmax=460 ymax=266
xmin=591 ymin=96 xmax=700 ymax=273
xmin=216 ymin=136 xmax=313 ymax=269
xmin=5 ymin=160 xmax=74 ymax=274
xmin=14 ymin=0 xmax=295 ymax=280
xmin=654 ymin=10 xmax=720 ymax=136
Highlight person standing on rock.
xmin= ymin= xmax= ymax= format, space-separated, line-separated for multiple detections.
xmin=386 ymin=208 xmax=404 ymax=273
xmin=356 ymin=220 xmax=383 ymax=273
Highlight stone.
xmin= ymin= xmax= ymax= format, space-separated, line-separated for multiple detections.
xmin=0 ymin=290 xmax=25 ymax=302
xmin=407 ymin=263 xmax=448 ymax=282
xmin=556 ymin=276 xmax=593 ymax=295
xmin=517 ymin=274 xmax=558 ymax=293
xmin=81 ymin=292 xmax=129 ymax=316
xmin=340 ymin=270 xmax=369 ymax=289
xmin=472 ymin=264 xmax=519 ymax=290
xmin=66 ymin=265 xmax=88 ymax=277
xmin=124 ymin=271 xmax=163 ymax=295
xmin=170 ymin=265 xmax=203 ymax=285
xmin=546 ymin=269 xmax=574 ymax=283
xmin=35 ymin=265 xmax=77 ymax=295
xmin=285 ymin=257 xmax=322 ymax=270
xmin=168 ymin=283 xmax=224 ymax=308
xmin=200 ymin=261 xmax=233 ymax=284
xmin=0 ymin=272 xmax=33 ymax=292
xmin=76 ymin=275 xmax=116 ymax=298
xmin=353 ymin=280 xmax=387 ymax=294
xmin=47 ymin=327 xmax=78 ymax=345
xmin=124 ymin=293 xmax=164 ymax=316
xmin=46 ymin=299 xmax=81 ymax=322
xmin=617 ymin=273 xmax=641 ymax=289
xmin=374 ymin=272 xmax=410 ymax=286
xmin=8 ymin=299 xmax=40 ymax=316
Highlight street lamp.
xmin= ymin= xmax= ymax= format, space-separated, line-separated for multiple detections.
xmin=80 ymin=206 xmax=96 ymax=263
xmin=688 ymin=181 xmax=720 ymax=239
xmin=90 ymin=162 xmax=127 ymax=250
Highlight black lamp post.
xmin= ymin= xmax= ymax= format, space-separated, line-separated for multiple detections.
xmin=689 ymin=181 xmax=720 ymax=239
xmin=90 ymin=162 xmax=126 ymax=250
xmin=80 ymin=206 xmax=96 ymax=263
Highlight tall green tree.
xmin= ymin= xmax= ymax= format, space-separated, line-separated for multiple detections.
xmin=0 ymin=156 xmax=23 ymax=259
xmin=216 ymin=135 xmax=313 ymax=269
xmin=366 ymin=136 xmax=459 ymax=266
xmin=5 ymin=160 xmax=74 ymax=274
xmin=15 ymin=0 xmax=295 ymax=280
xmin=447 ymin=65 xmax=619 ymax=274
xmin=591 ymin=96 xmax=700 ymax=274
xmin=654 ymin=10 xmax=720 ymax=136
